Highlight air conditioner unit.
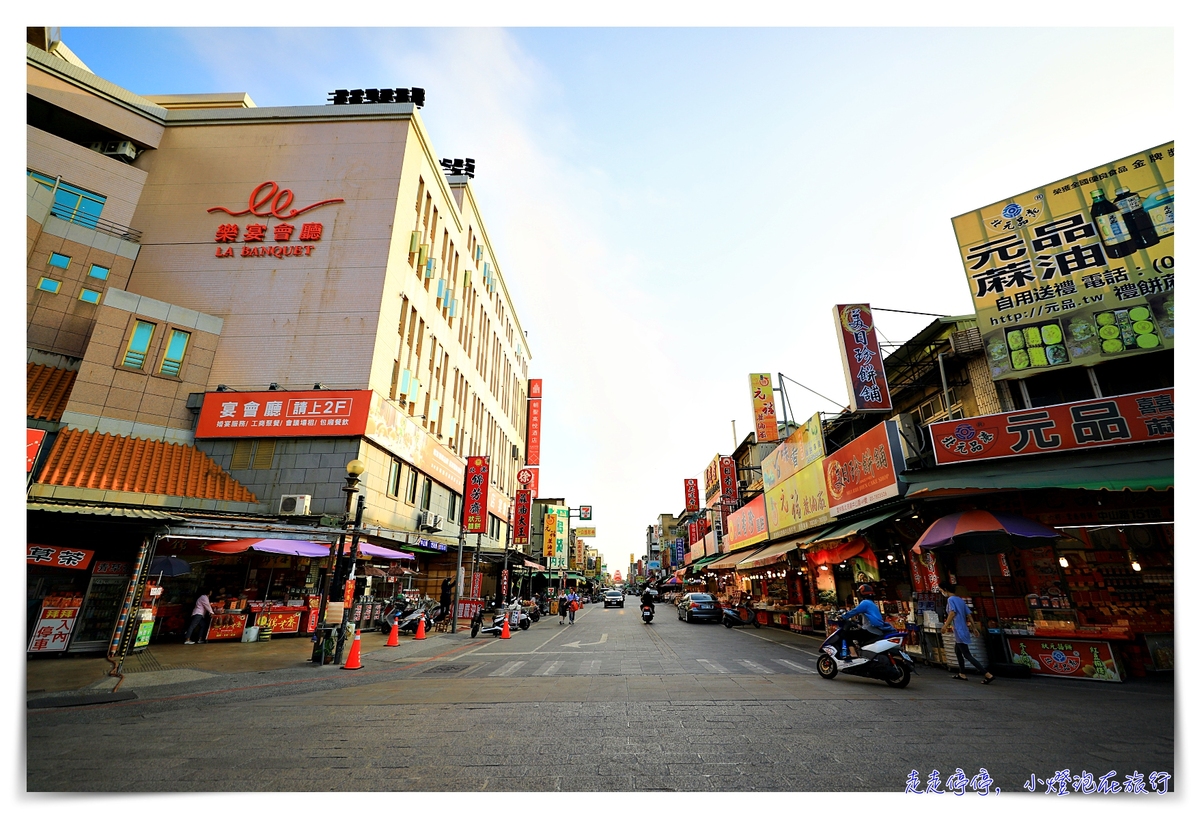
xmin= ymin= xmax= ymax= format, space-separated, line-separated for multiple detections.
xmin=279 ymin=494 xmax=312 ymax=515
xmin=88 ymin=140 xmax=137 ymax=161
xmin=418 ymin=511 xmax=444 ymax=532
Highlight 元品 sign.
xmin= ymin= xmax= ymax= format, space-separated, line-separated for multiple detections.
xmin=823 ymin=421 xmax=905 ymax=517
xmin=683 ymin=479 xmax=700 ymax=512
xmin=463 ymin=457 xmax=491 ymax=534
xmin=749 ymin=373 xmax=779 ymax=442
xmin=930 ymin=388 xmax=1173 ymax=465
xmin=953 ymin=142 xmax=1174 ymax=382
xmin=834 ymin=304 xmax=893 ymax=412
xmin=513 ymin=490 xmax=533 ymax=544
xmin=196 ymin=390 xmax=371 ymax=438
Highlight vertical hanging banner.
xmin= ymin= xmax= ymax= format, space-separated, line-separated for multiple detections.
xmin=835 ymin=304 xmax=893 ymax=412
xmin=683 ymin=479 xmax=700 ymax=512
xmin=526 ymin=379 xmax=543 ymax=465
xmin=749 ymin=373 xmax=779 ymax=441
xmin=513 ymin=489 xmax=532 ymax=544
xmin=719 ymin=456 xmax=738 ymax=504
xmin=463 ymin=456 xmax=491 ymax=533
xmin=543 ymin=513 xmax=558 ymax=559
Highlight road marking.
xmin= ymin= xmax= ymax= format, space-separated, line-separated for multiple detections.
xmin=738 ymin=659 xmax=774 ymax=674
xmin=732 ymin=629 xmax=822 ymax=656
xmin=774 ymin=658 xmax=816 ymax=674
xmin=581 ymin=660 xmax=601 ymax=675
xmin=533 ymin=661 xmax=562 ymax=676
xmin=562 ymin=633 xmax=609 ymax=648
xmin=488 ymin=661 xmax=526 ymax=677
xmin=696 ymin=658 xmax=729 ymax=674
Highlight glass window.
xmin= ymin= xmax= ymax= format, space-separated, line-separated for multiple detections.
xmin=448 ymin=492 xmax=460 ymax=523
xmin=405 ymin=468 xmax=419 ymax=505
xmin=387 ymin=460 xmax=402 ymax=498
xmin=78 ymin=288 xmax=102 ymax=305
xmin=158 ymin=329 xmax=190 ymax=376
xmin=49 ymin=253 xmax=70 ymax=269
xmin=87 ymin=264 xmax=110 ymax=280
xmin=420 ymin=478 xmax=432 ymax=511
xmin=36 ymin=278 xmax=61 ymax=294
xmin=28 ymin=171 xmax=106 ymax=228
xmin=122 ymin=320 xmax=156 ymax=369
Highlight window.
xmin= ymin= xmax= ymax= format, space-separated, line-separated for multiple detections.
xmin=230 ymin=440 xmax=254 ymax=470
xmin=448 ymin=491 xmax=460 ymax=523
xmin=387 ymin=459 xmax=402 ymax=498
xmin=28 ymin=171 xmax=106 ymax=228
xmin=87 ymin=264 xmax=110 ymax=280
xmin=49 ymin=253 xmax=71 ymax=269
xmin=230 ymin=439 xmax=275 ymax=470
xmin=78 ymin=288 xmax=102 ymax=305
xmin=250 ymin=439 xmax=275 ymax=470
xmin=420 ymin=477 xmax=432 ymax=511
xmin=122 ymin=320 xmax=156 ymax=369
xmin=916 ymin=389 xmax=963 ymax=425
xmin=36 ymin=278 xmax=61 ymax=294
xmin=158 ymin=329 xmax=190 ymax=376
xmin=405 ymin=468 xmax=419 ymax=505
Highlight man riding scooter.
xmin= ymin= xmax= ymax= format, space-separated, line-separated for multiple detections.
xmin=640 ymin=588 xmax=655 ymax=615
xmin=838 ymin=584 xmax=893 ymax=658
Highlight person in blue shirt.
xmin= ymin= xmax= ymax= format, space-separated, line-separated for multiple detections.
xmin=941 ymin=586 xmax=995 ymax=684
xmin=838 ymin=584 xmax=893 ymax=657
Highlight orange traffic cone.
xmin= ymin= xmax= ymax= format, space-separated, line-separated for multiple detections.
xmin=500 ymin=615 xmax=511 ymax=639
xmin=342 ymin=627 xmax=363 ymax=669
xmin=414 ymin=615 xmax=427 ymax=640
xmin=386 ymin=619 xmax=400 ymax=647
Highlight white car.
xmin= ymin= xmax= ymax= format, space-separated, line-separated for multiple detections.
xmin=603 ymin=590 xmax=624 ymax=608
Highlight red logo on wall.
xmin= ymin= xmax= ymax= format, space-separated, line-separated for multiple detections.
xmin=208 ymin=181 xmax=344 ymax=219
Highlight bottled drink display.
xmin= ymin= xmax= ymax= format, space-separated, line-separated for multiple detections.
xmin=1114 ymin=186 xmax=1160 ymax=249
xmin=1090 ymin=188 xmax=1139 ymax=259
xmin=1143 ymin=186 xmax=1174 ymax=238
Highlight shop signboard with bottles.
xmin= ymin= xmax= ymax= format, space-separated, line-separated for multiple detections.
xmin=952 ymin=142 xmax=1173 ymax=381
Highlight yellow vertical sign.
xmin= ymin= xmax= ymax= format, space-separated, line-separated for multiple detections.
xmin=543 ymin=514 xmax=557 ymax=559
xmin=749 ymin=373 xmax=778 ymax=442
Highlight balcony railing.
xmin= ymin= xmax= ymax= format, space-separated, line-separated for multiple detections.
xmin=50 ymin=203 xmax=142 ymax=243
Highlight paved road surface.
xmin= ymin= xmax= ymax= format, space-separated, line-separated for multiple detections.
xmin=27 ymin=599 xmax=1174 ymax=792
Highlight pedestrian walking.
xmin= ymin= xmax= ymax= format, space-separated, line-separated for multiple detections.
xmin=568 ymin=591 xmax=579 ymax=625
xmin=941 ymin=586 xmax=994 ymax=684
xmin=184 ymin=588 xmax=214 ymax=644
xmin=558 ymin=592 xmax=569 ymax=625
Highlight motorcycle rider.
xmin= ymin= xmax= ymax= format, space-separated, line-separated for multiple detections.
xmin=640 ymin=588 xmax=655 ymax=615
xmin=839 ymin=584 xmax=893 ymax=657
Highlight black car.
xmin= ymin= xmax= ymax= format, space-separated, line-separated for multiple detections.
xmin=603 ymin=590 xmax=624 ymax=608
xmin=677 ymin=592 xmax=721 ymax=623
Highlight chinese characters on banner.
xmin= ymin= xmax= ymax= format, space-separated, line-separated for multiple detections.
xmin=543 ymin=513 xmax=557 ymax=559
xmin=675 ymin=538 xmax=685 ymax=565
xmin=719 ymin=456 xmax=739 ymax=504
xmin=824 ymin=421 xmax=905 ymax=517
xmin=27 ymin=594 xmax=83 ymax=653
xmin=761 ymin=412 xmax=825 ymax=491
xmin=196 ymin=390 xmax=371 ymax=438
xmin=575 ymin=527 xmax=596 ymax=538
xmin=952 ymin=143 xmax=1174 ymax=381
xmin=764 ymin=456 xmax=830 ymax=540
xmin=834 ymin=304 xmax=893 ymax=412
xmin=526 ymin=379 xmax=543 ymax=465
xmin=463 ymin=457 xmax=491 ymax=533
xmin=683 ymin=479 xmax=700 ymax=512
xmin=26 ymin=544 xmax=95 ymax=571
xmin=704 ymin=455 xmax=722 ymax=502
xmin=1006 ymin=638 xmax=1122 ymax=682
xmin=27 ymin=428 xmax=46 ymax=473
xmin=726 ymin=495 xmax=769 ymax=549
xmin=929 ymin=389 xmax=1173 ymax=465
xmin=749 ymin=373 xmax=779 ymax=442
xmin=546 ymin=504 xmax=569 ymax=569
xmin=513 ymin=490 xmax=532 ymax=544
xmin=210 ymin=181 xmax=341 ymax=259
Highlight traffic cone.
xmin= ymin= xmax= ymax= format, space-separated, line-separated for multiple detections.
xmin=342 ymin=627 xmax=363 ymax=670
xmin=386 ymin=619 xmax=400 ymax=647
xmin=500 ymin=615 xmax=511 ymax=639
xmin=414 ymin=615 xmax=427 ymax=640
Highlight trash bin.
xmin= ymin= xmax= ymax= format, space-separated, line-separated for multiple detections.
xmin=311 ymin=626 xmax=336 ymax=664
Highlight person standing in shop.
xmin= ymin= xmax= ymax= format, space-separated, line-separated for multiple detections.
xmin=941 ymin=586 xmax=995 ymax=684
xmin=184 ymin=588 xmax=214 ymax=644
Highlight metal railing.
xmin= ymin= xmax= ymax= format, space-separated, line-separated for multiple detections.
xmin=49 ymin=203 xmax=142 ymax=243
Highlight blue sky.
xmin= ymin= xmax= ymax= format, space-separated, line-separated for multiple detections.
xmin=51 ymin=24 xmax=1174 ymax=574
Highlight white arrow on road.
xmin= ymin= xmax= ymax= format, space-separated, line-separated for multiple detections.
xmin=561 ymin=633 xmax=608 ymax=648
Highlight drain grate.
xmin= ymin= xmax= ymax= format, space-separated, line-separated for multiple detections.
xmin=421 ymin=664 xmax=470 ymax=675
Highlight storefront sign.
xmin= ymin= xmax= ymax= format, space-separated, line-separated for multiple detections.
xmin=513 ymin=490 xmax=532 ymax=544
xmin=27 ymin=428 xmax=46 ymax=473
xmin=675 ymin=538 xmax=684 ymax=565
xmin=719 ymin=456 xmax=738 ymax=503
xmin=262 ymin=610 xmax=302 ymax=634
xmin=834 ymin=304 xmax=893 ymax=412
xmin=749 ymin=373 xmax=779 ymax=442
xmin=765 ymin=456 xmax=831 ymax=539
xmin=726 ymin=495 xmax=769 ymax=550
xmin=1008 ymin=637 xmax=1122 ymax=682
xmin=500 ymin=569 xmax=509 ymax=598
xmin=26 ymin=544 xmax=95 ymax=571
xmin=550 ymin=505 xmax=568 ymax=570
xmin=463 ymin=457 xmax=491 ymax=533
xmin=683 ymin=479 xmax=700 ymax=512
xmin=704 ymin=455 xmax=722 ymax=501
xmin=543 ymin=514 xmax=557 ymax=559
xmin=575 ymin=527 xmax=596 ymax=538
xmin=91 ymin=560 xmax=130 ymax=575
xmin=27 ymin=595 xmax=83 ymax=652
xmin=953 ymin=143 xmax=1174 ymax=381
xmin=930 ymin=388 xmax=1174 ymax=465
xmin=206 ymin=613 xmax=247 ymax=641
xmin=470 ymin=572 xmax=483 ymax=599
xmin=196 ymin=390 xmax=371 ymax=438
xmin=526 ymin=397 xmax=543 ymax=466
xmin=762 ymin=413 xmax=824 ymax=491
xmin=517 ymin=468 xmax=535 ymax=486
xmin=209 ymin=181 xmax=341 ymax=259
xmin=526 ymin=467 xmax=540 ymax=498
xmin=824 ymin=421 xmax=905 ymax=517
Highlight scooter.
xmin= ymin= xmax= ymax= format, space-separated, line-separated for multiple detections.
xmin=816 ymin=612 xmax=914 ymax=688
xmin=393 ymin=600 xmax=443 ymax=635
xmin=470 ymin=602 xmax=532 ymax=638
xmin=722 ymin=601 xmax=761 ymax=629
xmin=641 ymin=603 xmax=654 ymax=623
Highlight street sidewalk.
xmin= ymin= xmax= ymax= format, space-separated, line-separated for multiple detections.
xmin=26 ymin=623 xmax=469 ymax=697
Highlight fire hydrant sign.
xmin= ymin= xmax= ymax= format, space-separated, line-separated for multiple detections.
xmin=28 ymin=595 xmax=83 ymax=652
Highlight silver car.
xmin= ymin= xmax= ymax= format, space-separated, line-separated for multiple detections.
xmin=677 ymin=592 xmax=721 ymax=623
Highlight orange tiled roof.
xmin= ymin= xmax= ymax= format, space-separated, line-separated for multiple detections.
xmin=36 ymin=428 xmax=259 ymax=503
xmin=27 ymin=363 xmax=77 ymax=422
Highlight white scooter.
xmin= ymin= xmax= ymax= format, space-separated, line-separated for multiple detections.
xmin=816 ymin=612 xmax=914 ymax=688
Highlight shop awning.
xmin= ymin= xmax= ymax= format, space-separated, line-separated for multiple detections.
xmin=204 ymin=538 xmax=330 ymax=558
xmin=350 ymin=543 xmax=414 ymax=560
xmin=735 ymin=540 xmax=800 ymax=570
xmin=805 ymin=508 xmax=899 ymax=548
xmin=523 ymin=560 xmax=545 ymax=570
xmin=706 ymin=546 xmax=766 ymax=571
xmin=687 ymin=554 xmax=721 ymax=574
xmin=900 ymin=443 xmax=1173 ymax=495
xmin=27 ymin=501 xmax=185 ymax=521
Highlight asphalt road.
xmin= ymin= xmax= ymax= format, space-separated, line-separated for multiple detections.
xmin=27 ymin=598 xmax=1174 ymax=792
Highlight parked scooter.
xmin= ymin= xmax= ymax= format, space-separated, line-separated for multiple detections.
xmin=641 ymin=603 xmax=654 ymax=623
xmin=470 ymin=601 xmax=532 ymax=638
xmin=816 ymin=611 xmax=914 ymax=688
xmin=391 ymin=598 xmax=443 ymax=635
xmin=722 ymin=600 xmax=761 ymax=629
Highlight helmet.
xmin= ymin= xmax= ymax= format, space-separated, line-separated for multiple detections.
xmin=856 ymin=584 xmax=874 ymax=598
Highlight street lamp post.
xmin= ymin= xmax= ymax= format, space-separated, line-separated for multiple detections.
xmin=313 ymin=458 xmax=364 ymax=664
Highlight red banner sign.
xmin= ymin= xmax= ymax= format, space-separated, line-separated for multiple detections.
xmin=824 ymin=421 xmax=904 ymax=516
xmin=726 ymin=495 xmax=768 ymax=550
xmin=526 ymin=398 xmax=542 ymax=466
xmin=834 ymin=304 xmax=893 ymax=413
xmin=27 ymin=428 xmax=46 ymax=473
xmin=28 ymin=595 xmax=83 ymax=652
xmin=684 ymin=479 xmax=700 ymax=512
xmin=930 ymin=388 xmax=1174 ymax=465
xmin=195 ymin=390 xmax=371 ymax=438
xmin=529 ymin=379 xmax=543 ymax=399
xmin=719 ymin=456 xmax=738 ymax=503
xmin=513 ymin=489 xmax=532 ymax=544
xmin=27 ymin=544 xmax=95 ymax=571
xmin=464 ymin=456 xmax=491 ymax=533
xmin=1007 ymin=637 xmax=1122 ymax=682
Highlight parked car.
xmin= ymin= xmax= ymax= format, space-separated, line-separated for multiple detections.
xmin=603 ymin=590 xmax=624 ymax=608
xmin=677 ymin=592 xmax=721 ymax=623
